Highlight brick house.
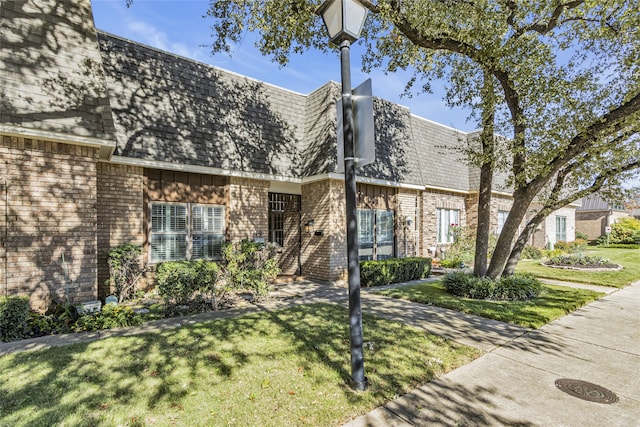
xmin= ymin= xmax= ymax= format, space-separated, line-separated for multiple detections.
xmin=1 ymin=0 xmax=574 ymax=310
xmin=575 ymin=194 xmax=630 ymax=241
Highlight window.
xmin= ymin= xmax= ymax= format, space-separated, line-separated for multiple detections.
xmin=150 ymin=202 xmax=224 ymax=263
xmin=497 ymin=210 xmax=509 ymax=234
xmin=357 ymin=209 xmax=394 ymax=261
xmin=436 ymin=208 xmax=460 ymax=243
xmin=556 ymin=215 xmax=567 ymax=242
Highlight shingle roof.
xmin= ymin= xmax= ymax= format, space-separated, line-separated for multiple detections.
xmin=98 ymin=32 xmax=306 ymax=178
xmin=96 ymin=31 xmax=507 ymax=193
xmin=411 ymin=115 xmax=470 ymax=191
xmin=0 ymin=0 xmax=116 ymax=147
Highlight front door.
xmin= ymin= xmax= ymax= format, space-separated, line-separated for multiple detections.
xmin=268 ymin=193 xmax=301 ymax=275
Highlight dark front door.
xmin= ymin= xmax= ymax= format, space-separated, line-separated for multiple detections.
xmin=268 ymin=193 xmax=301 ymax=275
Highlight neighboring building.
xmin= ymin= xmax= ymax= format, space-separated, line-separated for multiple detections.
xmin=528 ymin=203 xmax=580 ymax=249
xmin=0 ymin=0 xmax=575 ymax=310
xmin=576 ymin=194 xmax=630 ymax=240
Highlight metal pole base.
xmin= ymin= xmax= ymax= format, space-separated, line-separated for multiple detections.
xmin=351 ymin=376 xmax=369 ymax=392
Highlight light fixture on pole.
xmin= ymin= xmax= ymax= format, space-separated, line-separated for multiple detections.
xmin=316 ymin=0 xmax=369 ymax=392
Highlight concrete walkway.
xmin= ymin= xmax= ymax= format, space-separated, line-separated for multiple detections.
xmin=345 ymin=281 xmax=640 ymax=427
xmin=2 ymin=279 xmax=638 ymax=427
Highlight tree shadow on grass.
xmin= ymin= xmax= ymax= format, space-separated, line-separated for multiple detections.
xmin=0 ymin=302 xmax=494 ymax=426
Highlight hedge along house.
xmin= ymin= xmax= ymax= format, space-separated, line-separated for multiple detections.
xmin=1 ymin=0 xmax=548 ymax=310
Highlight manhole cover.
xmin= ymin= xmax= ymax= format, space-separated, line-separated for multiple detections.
xmin=555 ymin=379 xmax=618 ymax=404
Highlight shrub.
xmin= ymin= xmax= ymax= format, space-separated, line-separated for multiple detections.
xmin=45 ymin=301 xmax=80 ymax=333
xmin=575 ymin=231 xmax=590 ymax=241
xmin=360 ymin=257 xmax=431 ymax=287
xmin=597 ymin=243 xmax=640 ymax=249
xmin=541 ymin=248 xmax=563 ymax=259
xmin=222 ymin=240 xmax=280 ymax=298
xmin=443 ymin=272 xmax=541 ymax=301
xmin=553 ymin=240 xmax=571 ymax=252
xmin=156 ymin=260 xmax=222 ymax=308
xmin=545 ymin=254 xmax=617 ymax=268
xmin=521 ymin=245 xmax=543 ymax=260
xmin=107 ymin=243 xmax=145 ymax=303
xmin=440 ymin=258 xmax=464 ymax=268
xmin=0 ymin=296 xmax=30 ymax=342
xmin=74 ymin=305 xmax=143 ymax=332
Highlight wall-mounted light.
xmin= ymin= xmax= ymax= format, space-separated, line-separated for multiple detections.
xmin=404 ymin=216 xmax=414 ymax=228
xmin=305 ymin=220 xmax=315 ymax=234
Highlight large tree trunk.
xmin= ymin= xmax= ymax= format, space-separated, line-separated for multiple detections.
xmin=473 ymin=163 xmax=492 ymax=277
xmin=473 ymin=72 xmax=496 ymax=277
xmin=485 ymin=190 xmax=532 ymax=278
xmin=503 ymin=221 xmax=539 ymax=276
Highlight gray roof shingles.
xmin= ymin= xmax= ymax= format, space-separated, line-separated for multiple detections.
xmin=97 ymin=31 xmax=486 ymax=191
xmin=0 ymin=0 xmax=116 ymax=143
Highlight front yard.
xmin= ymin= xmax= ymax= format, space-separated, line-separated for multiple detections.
xmin=516 ymin=247 xmax=640 ymax=287
xmin=0 ymin=303 xmax=480 ymax=427
xmin=376 ymin=282 xmax=603 ymax=329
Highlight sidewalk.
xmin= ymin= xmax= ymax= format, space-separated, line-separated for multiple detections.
xmin=345 ymin=281 xmax=640 ymax=427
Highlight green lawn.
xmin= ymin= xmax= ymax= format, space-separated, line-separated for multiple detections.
xmin=516 ymin=247 xmax=640 ymax=288
xmin=376 ymin=282 xmax=603 ymax=329
xmin=0 ymin=303 xmax=479 ymax=427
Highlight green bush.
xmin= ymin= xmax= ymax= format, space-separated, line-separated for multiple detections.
xmin=107 ymin=243 xmax=145 ymax=303
xmin=440 ymin=258 xmax=464 ymax=268
xmin=360 ymin=257 xmax=431 ymax=287
xmin=575 ymin=231 xmax=590 ymax=241
xmin=222 ymin=240 xmax=280 ymax=297
xmin=541 ymin=248 xmax=563 ymax=259
xmin=596 ymin=218 xmax=640 ymax=245
xmin=156 ymin=260 xmax=221 ymax=308
xmin=545 ymin=254 xmax=617 ymax=268
xmin=521 ymin=245 xmax=543 ymax=260
xmin=597 ymin=243 xmax=640 ymax=249
xmin=74 ymin=305 xmax=143 ymax=332
xmin=554 ymin=239 xmax=588 ymax=253
xmin=0 ymin=296 xmax=30 ymax=342
xmin=443 ymin=272 xmax=541 ymax=301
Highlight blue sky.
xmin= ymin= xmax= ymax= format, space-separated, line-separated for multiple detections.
xmin=91 ymin=0 xmax=476 ymax=132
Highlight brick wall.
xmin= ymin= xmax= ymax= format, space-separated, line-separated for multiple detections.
xmin=397 ymin=189 xmax=419 ymax=257
xmin=96 ymin=162 xmax=144 ymax=299
xmin=0 ymin=135 xmax=98 ymax=310
xmin=228 ymin=177 xmax=269 ymax=242
xmin=301 ymin=180 xmax=333 ymax=281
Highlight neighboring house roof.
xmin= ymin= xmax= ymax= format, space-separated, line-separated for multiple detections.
xmin=0 ymin=0 xmax=116 ymax=157
xmin=578 ymin=194 xmax=625 ymax=211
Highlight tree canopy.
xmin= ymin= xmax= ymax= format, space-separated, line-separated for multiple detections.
xmin=204 ymin=0 xmax=639 ymax=276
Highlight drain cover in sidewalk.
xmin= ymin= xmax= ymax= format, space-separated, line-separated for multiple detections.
xmin=555 ymin=379 xmax=618 ymax=404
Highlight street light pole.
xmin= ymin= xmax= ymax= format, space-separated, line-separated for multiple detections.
xmin=339 ymin=39 xmax=368 ymax=391
xmin=316 ymin=0 xmax=369 ymax=392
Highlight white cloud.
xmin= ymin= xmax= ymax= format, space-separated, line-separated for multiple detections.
xmin=126 ymin=19 xmax=203 ymax=61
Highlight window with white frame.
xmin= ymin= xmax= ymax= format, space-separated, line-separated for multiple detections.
xmin=357 ymin=209 xmax=394 ymax=261
xmin=436 ymin=208 xmax=460 ymax=244
xmin=150 ymin=202 xmax=225 ymax=263
xmin=555 ymin=215 xmax=567 ymax=242
xmin=497 ymin=210 xmax=509 ymax=234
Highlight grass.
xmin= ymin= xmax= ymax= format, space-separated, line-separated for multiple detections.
xmin=376 ymin=282 xmax=604 ymax=329
xmin=0 ymin=303 xmax=480 ymax=427
xmin=516 ymin=247 xmax=640 ymax=288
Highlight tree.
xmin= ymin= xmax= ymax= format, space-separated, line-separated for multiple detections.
xmin=202 ymin=0 xmax=639 ymax=278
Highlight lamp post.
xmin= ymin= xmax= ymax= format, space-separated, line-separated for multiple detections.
xmin=316 ymin=0 xmax=369 ymax=391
